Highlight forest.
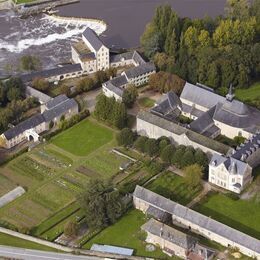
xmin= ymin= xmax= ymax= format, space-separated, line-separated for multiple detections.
xmin=141 ymin=0 xmax=260 ymax=94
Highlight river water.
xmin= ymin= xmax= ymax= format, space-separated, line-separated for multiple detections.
xmin=0 ymin=0 xmax=226 ymax=73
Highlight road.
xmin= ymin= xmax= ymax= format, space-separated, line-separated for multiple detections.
xmin=0 ymin=246 xmax=100 ymax=260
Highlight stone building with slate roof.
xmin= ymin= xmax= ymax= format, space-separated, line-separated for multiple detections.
xmin=209 ymin=132 xmax=260 ymax=193
xmin=0 ymin=95 xmax=78 ymax=149
xmin=180 ymin=82 xmax=260 ymax=139
xmin=133 ymin=186 xmax=260 ymax=259
xmin=136 ymin=110 xmax=229 ymax=155
xmin=102 ymin=60 xmax=155 ymax=101
xmin=142 ymin=218 xmax=215 ymax=259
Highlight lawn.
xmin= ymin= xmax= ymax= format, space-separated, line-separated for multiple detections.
xmin=83 ymin=210 xmax=177 ymax=259
xmin=193 ymin=192 xmax=260 ymax=239
xmin=84 ymin=141 xmax=129 ymax=178
xmin=146 ymin=171 xmax=202 ymax=205
xmin=0 ymin=233 xmax=58 ymax=252
xmin=235 ymin=81 xmax=260 ymax=102
xmin=138 ymin=97 xmax=155 ymax=108
xmin=52 ymin=119 xmax=114 ymax=156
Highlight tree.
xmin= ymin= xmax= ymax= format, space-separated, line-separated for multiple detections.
xmin=7 ymin=87 xmax=21 ymax=102
xmin=194 ymin=149 xmax=208 ymax=168
xmin=94 ymin=70 xmax=108 ymax=86
xmin=111 ymin=101 xmax=127 ymax=129
xmin=32 ymin=77 xmax=49 ymax=92
xmin=181 ymin=150 xmax=195 ymax=168
xmin=141 ymin=23 xmax=162 ymax=58
xmin=106 ymin=67 xmax=117 ymax=78
xmin=77 ymin=77 xmax=95 ymax=92
xmin=64 ymin=221 xmax=79 ymax=237
xmin=145 ymin=138 xmax=159 ymax=157
xmin=80 ymin=179 xmax=124 ymax=229
xmin=20 ymin=55 xmax=41 ymax=71
xmin=60 ymin=85 xmax=71 ymax=96
xmin=122 ymin=85 xmax=138 ymax=108
xmin=160 ymin=144 xmax=175 ymax=163
xmin=183 ymin=164 xmax=203 ymax=188
xmin=116 ymin=128 xmax=135 ymax=147
xmin=134 ymin=136 xmax=148 ymax=153
xmin=225 ymin=0 xmax=250 ymax=20
xmin=171 ymin=146 xmax=185 ymax=167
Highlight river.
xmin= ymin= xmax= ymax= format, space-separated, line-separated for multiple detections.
xmin=0 ymin=0 xmax=226 ymax=74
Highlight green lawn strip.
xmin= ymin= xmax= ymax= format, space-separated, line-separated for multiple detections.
xmin=115 ymin=147 xmax=144 ymax=161
xmin=44 ymin=147 xmax=74 ymax=165
xmin=41 ymin=209 xmax=85 ymax=241
xmin=0 ymin=174 xmax=16 ymax=197
xmin=84 ymin=141 xmax=129 ymax=178
xmin=146 ymin=171 xmax=201 ymax=206
xmin=0 ymin=233 xmax=59 ymax=252
xmin=235 ymin=82 xmax=260 ymax=102
xmin=138 ymin=97 xmax=155 ymax=108
xmin=83 ymin=210 xmax=176 ymax=259
xmin=51 ymin=119 xmax=114 ymax=156
xmin=32 ymin=202 xmax=80 ymax=236
xmin=193 ymin=192 xmax=260 ymax=239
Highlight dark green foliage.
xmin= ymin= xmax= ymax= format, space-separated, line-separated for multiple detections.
xmin=122 ymin=85 xmax=138 ymax=108
xmin=181 ymin=150 xmax=195 ymax=168
xmin=64 ymin=221 xmax=79 ymax=237
xmin=116 ymin=128 xmax=136 ymax=147
xmin=144 ymin=138 xmax=159 ymax=157
xmin=141 ymin=1 xmax=259 ymax=90
xmin=171 ymin=147 xmax=185 ymax=167
xmin=94 ymin=94 xmax=127 ymax=129
xmin=80 ymin=179 xmax=124 ymax=229
xmin=160 ymin=144 xmax=175 ymax=163
xmin=194 ymin=149 xmax=208 ymax=169
xmin=147 ymin=161 xmax=165 ymax=175
xmin=134 ymin=136 xmax=148 ymax=153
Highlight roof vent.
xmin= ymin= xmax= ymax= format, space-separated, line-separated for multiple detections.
xmin=226 ymin=83 xmax=235 ymax=102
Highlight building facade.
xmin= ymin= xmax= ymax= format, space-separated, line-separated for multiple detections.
xmin=133 ymin=186 xmax=260 ymax=259
xmin=0 ymin=95 xmax=78 ymax=149
xmin=209 ymin=132 xmax=260 ymax=193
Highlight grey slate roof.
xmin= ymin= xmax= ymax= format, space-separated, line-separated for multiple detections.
xmin=180 ymin=82 xmax=260 ymax=133
xmin=151 ymin=91 xmax=182 ymax=119
xmin=232 ymin=132 xmax=260 ymax=161
xmin=141 ymin=218 xmax=197 ymax=250
xmin=109 ymin=75 xmax=128 ymax=88
xmin=124 ymin=62 xmax=155 ymax=79
xmin=82 ymin=27 xmax=104 ymax=51
xmin=134 ymin=186 xmax=260 ymax=254
xmin=137 ymin=111 xmax=229 ymax=154
xmin=26 ymin=86 xmax=51 ymax=104
xmin=20 ymin=64 xmax=82 ymax=83
xmin=180 ymin=82 xmax=225 ymax=109
xmin=43 ymin=98 xmax=78 ymax=122
xmin=210 ymin=154 xmax=249 ymax=176
xmin=45 ymin=94 xmax=68 ymax=110
xmin=3 ymin=113 xmax=45 ymax=140
xmin=146 ymin=205 xmax=171 ymax=222
xmin=110 ymin=51 xmax=146 ymax=65
xmin=103 ymin=82 xmax=124 ymax=98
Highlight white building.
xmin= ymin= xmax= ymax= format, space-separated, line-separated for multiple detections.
xmin=0 ymin=95 xmax=78 ymax=149
xmin=72 ymin=27 xmax=109 ymax=73
xmin=180 ymin=83 xmax=260 ymax=139
xmin=209 ymin=132 xmax=260 ymax=193
xmin=102 ymin=62 xmax=156 ymax=101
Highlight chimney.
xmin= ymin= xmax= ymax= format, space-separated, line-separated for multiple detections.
xmin=226 ymin=83 xmax=235 ymax=102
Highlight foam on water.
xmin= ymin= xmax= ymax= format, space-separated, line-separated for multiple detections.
xmin=0 ymin=14 xmax=106 ymax=53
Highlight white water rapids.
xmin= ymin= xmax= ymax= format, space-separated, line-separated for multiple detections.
xmin=0 ymin=11 xmax=106 ymax=72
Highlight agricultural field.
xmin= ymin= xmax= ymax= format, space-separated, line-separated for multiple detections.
xmin=193 ymin=192 xmax=260 ymax=239
xmin=0 ymin=118 xmax=128 ymax=238
xmin=146 ymin=171 xmax=202 ymax=205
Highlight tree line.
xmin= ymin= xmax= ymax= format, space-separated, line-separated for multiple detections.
xmin=141 ymin=0 xmax=260 ymax=92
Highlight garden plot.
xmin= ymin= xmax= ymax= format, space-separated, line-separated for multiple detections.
xmin=0 ymin=174 xmax=16 ymax=197
xmin=84 ymin=142 xmax=129 ymax=178
xmin=33 ymin=183 xmax=75 ymax=212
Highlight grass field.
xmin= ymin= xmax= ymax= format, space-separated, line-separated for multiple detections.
xmin=83 ymin=210 xmax=178 ymax=259
xmin=146 ymin=171 xmax=202 ymax=205
xmin=235 ymin=82 xmax=260 ymax=102
xmin=0 ymin=233 xmax=58 ymax=252
xmin=193 ymin=192 xmax=260 ymax=239
xmin=138 ymin=97 xmax=155 ymax=108
xmin=52 ymin=119 xmax=114 ymax=156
